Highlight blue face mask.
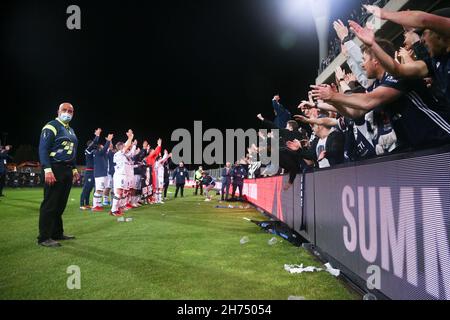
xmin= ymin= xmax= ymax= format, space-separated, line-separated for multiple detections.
xmin=59 ymin=112 xmax=72 ymax=123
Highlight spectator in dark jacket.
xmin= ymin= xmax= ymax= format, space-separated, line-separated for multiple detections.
xmin=272 ymin=95 xmax=292 ymax=129
xmin=172 ymin=162 xmax=189 ymax=198
xmin=231 ymin=162 xmax=247 ymax=201
xmin=221 ymin=162 xmax=232 ymax=201
xmin=0 ymin=145 xmax=12 ymax=197
xmin=163 ymin=160 xmax=170 ymax=199
xmin=287 ymin=122 xmax=345 ymax=169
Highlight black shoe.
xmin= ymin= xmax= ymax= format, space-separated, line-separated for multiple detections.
xmin=54 ymin=235 xmax=76 ymax=241
xmin=38 ymin=239 xmax=61 ymax=248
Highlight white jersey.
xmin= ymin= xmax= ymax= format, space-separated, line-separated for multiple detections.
xmin=154 ymin=154 xmax=168 ymax=188
xmin=124 ymin=145 xmax=136 ymax=177
xmin=113 ymin=150 xmax=129 ymax=175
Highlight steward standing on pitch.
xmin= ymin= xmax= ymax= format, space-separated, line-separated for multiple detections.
xmin=38 ymin=103 xmax=79 ymax=248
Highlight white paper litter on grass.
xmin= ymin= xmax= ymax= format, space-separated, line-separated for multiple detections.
xmin=284 ymin=264 xmax=323 ymax=274
xmin=243 ymin=217 xmax=251 ymax=221
xmin=324 ymin=263 xmax=340 ymax=277
xmin=284 ymin=262 xmax=341 ymax=276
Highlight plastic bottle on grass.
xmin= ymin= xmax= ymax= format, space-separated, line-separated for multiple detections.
xmin=268 ymin=237 xmax=278 ymax=245
xmin=240 ymin=236 xmax=249 ymax=245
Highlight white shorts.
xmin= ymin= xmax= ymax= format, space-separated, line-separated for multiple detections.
xmin=134 ymin=175 xmax=142 ymax=190
xmin=156 ymin=171 xmax=163 ymax=189
xmin=113 ymin=174 xmax=127 ymax=191
xmin=105 ymin=174 xmax=113 ymax=189
xmin=95 ymin=176 xmax=107 ymax=191
xmin=126 ymin=175 xmax=134 ymax=190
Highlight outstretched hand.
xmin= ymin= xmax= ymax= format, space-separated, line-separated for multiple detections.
xmin=310 ymin=84 xmax=335 ymax=101
xmin=333 ymin=19 xmax=349 ymax=41
xmin=72 ymin=171 xmax=80 ymax=184
xmin=286 ymin=139 xmax=302 ymax=152
xmin=294 ymin=115 xmax=309 ymax=123
xmin=348 ymin=20 xmax=375 ymax=47
xmin=126 ymin=129 xmax=134 ymax=139
xmin=363 ymin=5 xmax=383 ymax=19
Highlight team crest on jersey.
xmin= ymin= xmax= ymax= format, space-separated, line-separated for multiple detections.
xmin=386 ymin=75 xmax=398 ymax=83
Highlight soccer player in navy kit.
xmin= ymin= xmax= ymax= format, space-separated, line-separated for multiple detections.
xmin=104 ymin=142 xmax=116 ymax=205
xmin=79 ymin=128 xmax=101 ymax=210
xmin=92 ymin=133 xmax=114 ymax=212
xmin=38 ymin=103 xmax=79 ymax=248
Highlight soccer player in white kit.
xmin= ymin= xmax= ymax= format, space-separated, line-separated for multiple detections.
xmin=110 ymin=129 xmax=134 ymax=216
xmin=123 ymin=141 xmax=137 ymax=211
xmin=154 ymin=150 xmax=171 ymax=204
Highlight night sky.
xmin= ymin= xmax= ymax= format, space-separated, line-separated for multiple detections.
xmin=1 ymin=0 xmax=361 ymax=165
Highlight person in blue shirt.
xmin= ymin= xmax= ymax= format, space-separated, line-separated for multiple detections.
xmin=79 ymin=128 xmax=101 ymax=210
xmin=172 ymin=162 xmax=189 ymax=198
xmin=91 ymin=132 xmax=113 ymax=211
xmin=231 ymin=162 xmax=247 ymax=201
xmin=0 ymin=145 xmax=13 ymax=197
xmin=38 ymin=103 xmax=79 ymax=248
xmin=272 ymin=94 xmax=292 ymax=129
xmin=220 ymin=162 xmax=232 ymax=201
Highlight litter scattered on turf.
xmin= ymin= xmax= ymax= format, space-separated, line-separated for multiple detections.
xmin=215 ymin=205 xmax=251 ymax=209
xmin=285 ymin=264 xmax=322 ymax=274
xmin=284 ymin=262 xmax=340 ymax=277
xmin=240 ymin=236 xmax=249 ymax=245
xmin=288 ymin=296 xmax=306 ymax=300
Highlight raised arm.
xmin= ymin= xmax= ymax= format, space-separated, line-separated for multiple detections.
xmin=349 ymin=20 xmax=429 ymax=79
xmin=294 ymin=115 xmax=338 ymax=128
xmin=311 ymin=84 xmax=402 ymax=112
xmin=365 ymin=5 xmax=450 ymax=38
xmin=123 ymin=129 xmax=134 ymax=153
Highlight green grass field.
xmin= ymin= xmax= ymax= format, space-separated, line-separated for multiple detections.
xmin=0 ymin=187 xmax=358 ymax=300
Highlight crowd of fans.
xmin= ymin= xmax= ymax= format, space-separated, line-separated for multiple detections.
xmin=319 ymin=0 xmax=390 ymax=74
xmin=249 ymin=4 xmax=450 ymax=190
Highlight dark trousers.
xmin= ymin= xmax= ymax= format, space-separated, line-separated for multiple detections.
xmin=221 ymin=182 xmax=230 ymax=200
xmin=194 ymin=180 xmax=203 ymax=195
xmin=163 ymin=181 xmax=169 ymax=198
xmin=0 ymin=172 xmax=5 ymax=195
xmin=232 ymin=182 xmax=243 ymax=199
xmin=175 ymin=183 xmax=185 ymax=197
xmin=279 ymin=150 xmax=301 ymax=184
xmin=80 ymin=170 xmax=94 ymax=206
xmin=38 ymin=164 xmax=73 ymax=243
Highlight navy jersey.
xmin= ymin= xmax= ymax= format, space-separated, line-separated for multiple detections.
xmin=368 ymin=72 xmax=450 ymax=148
xmin=133 ymin=148 xmax=148 ymax=176
xmin=0 ymin=151 xmax=12 ymax=174
xmin=231 ymin=166 xmax=247 ymax=183
xmin=172 ymin=167 xmax=189 ymax=184
xmin=423 ymin=52 xmax=450 ymax=105
xmin=39 ymin=118 xmax=78 ymax=172
xmin=85 ymin=135 xmax=99 ymax=169
xmin=107 ymin=149 xmax=115 ymax=176
xmin=337 ymin=116 xmax=376 ymax=161
xmin=202 ymin=175 xmax=215 ymax=187
xmin=93 ymin=140 xmax=111 ymax=178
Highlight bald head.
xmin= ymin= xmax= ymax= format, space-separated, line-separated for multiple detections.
xmin=58 ymin=102 xmax=74 ymax=123
xmin=59 ymin=103 xmax=74 ymax=113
